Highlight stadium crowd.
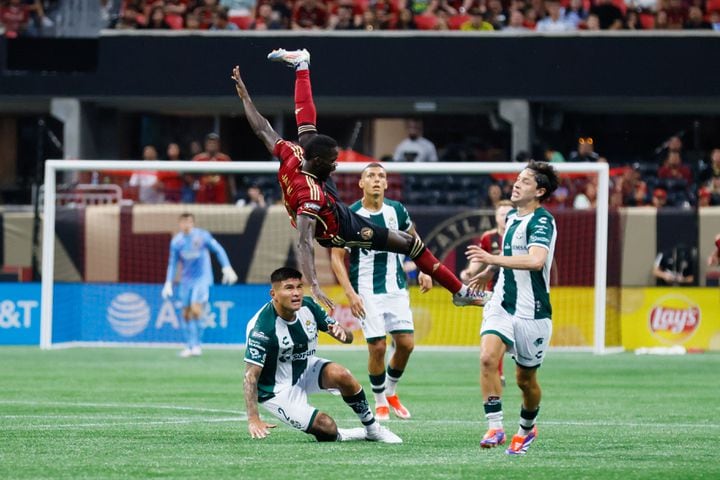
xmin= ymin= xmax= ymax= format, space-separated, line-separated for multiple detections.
xmin=4 ymin=0 xmax=720 ymax=36
xmin=97 ymin=128 xmax=720 ymax=211
xmin=106 ymin=0 xmax=720 ymax=32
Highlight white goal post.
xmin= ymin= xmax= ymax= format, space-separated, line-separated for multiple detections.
xmin=40 ymin=159 xmax=609 ymax=353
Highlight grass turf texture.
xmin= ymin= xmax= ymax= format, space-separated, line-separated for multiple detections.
xmin=1 ymin=348 xmax=718 ymax=480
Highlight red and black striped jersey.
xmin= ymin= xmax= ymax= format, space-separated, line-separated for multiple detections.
xmin=274 ymin=140 xmax=339 ymax=240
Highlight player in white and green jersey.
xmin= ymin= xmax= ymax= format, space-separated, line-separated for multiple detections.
xmin=466 ymin=161 xmax=559 ymax=456
xmin=243 ymin=267 xmax=401 ymax=443
xmin=331 ymin=163 xmax=433 ymax=422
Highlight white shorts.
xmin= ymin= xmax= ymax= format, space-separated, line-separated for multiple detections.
xmin=480 ymin=303 xmax=552 ymax=368
xmin=359 ymin=290 xmax=414 ymax=341
xmin=259 ymin=356 xmax=331 ymax=432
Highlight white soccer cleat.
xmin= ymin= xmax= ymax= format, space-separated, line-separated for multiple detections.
xmin=452 ymin=289 xmax=492 ymax=307
xmin=337 ymin=427 xmax=367 ymax=442
xmin=267 ymin=48 xmax=310 ymax=68
xmin=179 ymin=348 xmax=193 ymax=358
xmin=191 ymin=346 xmax=202 ymax=357
xmin=365 ymin=424 xmax=403 ymax=444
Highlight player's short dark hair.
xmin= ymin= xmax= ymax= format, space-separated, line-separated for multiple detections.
xmin=179 ymin=212 xmax=194 ymax=221
xmin=270 ymin=267 xmax=302 ymax=284
xmin=362 ymin=162 xmax=385 ymax=173
xmin=526 ymin=161 xmax=559 ymax=202
xmin=304 ymin=134 xmax=338 ymax=161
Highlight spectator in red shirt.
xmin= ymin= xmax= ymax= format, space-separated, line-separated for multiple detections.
xmin=292 ymin=0 xmax=328 ymax=29
xmin=1 ymin=0 xmax=30 ymax=38
xmin=658 ymin=151 xmax=693 ymax=185
xmin=193 ymin=0 xmax=221 ymax=28
xmin=651 ymin=188 xmax=668 ymax=208
xmin=192 ymin=133 xmax=237 ymax=204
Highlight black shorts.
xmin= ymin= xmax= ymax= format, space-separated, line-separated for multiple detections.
xmin=317 ymin=202 xmax=389 ymax=250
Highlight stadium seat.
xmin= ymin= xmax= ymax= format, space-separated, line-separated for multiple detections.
xmin=165 ymin=14 xmax=184 ymax=29
xmin=414 ymin=14 xmax=438 ymax=30
xmin=639 ymin=13 xmax=654 ymax=29
xmin=448 ymin=14 xmax=470 ymax=30
xmin=230 ymin=15 xmax=253 ymax=30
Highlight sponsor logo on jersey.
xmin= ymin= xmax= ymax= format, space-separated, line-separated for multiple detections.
xmin=107 ymin=293 xmax=151 ymax=337
xmin=648 ymin=294 xmax=700 ymax=344
xmin=302 ymin=202 xmax=321 ymax=212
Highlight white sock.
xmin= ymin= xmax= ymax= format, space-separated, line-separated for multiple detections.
xmin=296 ymin=61 xmax=309 ymax=71
xmin=487 ymin=411 xmax=504 ymax=430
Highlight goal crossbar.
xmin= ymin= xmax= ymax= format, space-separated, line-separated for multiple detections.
xmin=40 ymin=160 xmax=609 ymax=353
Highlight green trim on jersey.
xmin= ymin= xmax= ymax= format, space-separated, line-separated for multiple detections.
xmin=482 ymin=329 xmax=514 ymax=346
xmin=245 ymin=303 xmax=281 ymax=402
xmin=385 ymin=198 xmax=412 ymax=231
xmin=500 ymin=219 xmax=521 ymax=315
xmin=526 ymin=208 xmax=554 ymax=319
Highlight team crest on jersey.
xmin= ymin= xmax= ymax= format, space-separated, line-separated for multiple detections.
xmin=305 ymin=319 xmax=317 ymax=336
xmin=360 ymin=227 xmax=374 ymax=240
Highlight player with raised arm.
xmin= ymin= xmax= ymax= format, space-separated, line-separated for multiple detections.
xmin=162 ymin=213 xmax=238 ymax=357
xmin=330 ymin=163 xmax=432 ymax=421
xmin=465 ymin=161 xmax=558 ymax=455
xmin=244 ymin=267 xmax=402 ymax=443
xmin=230 ymin=49 xmax=490 ymax=311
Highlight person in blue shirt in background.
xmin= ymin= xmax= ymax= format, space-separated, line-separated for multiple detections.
xmin=162 ymin=212 xmax=238 ymax=357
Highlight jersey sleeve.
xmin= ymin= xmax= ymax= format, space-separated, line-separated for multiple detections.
xmin=244 ymin=328 xmax=270 ymax=367
xmin=527 ymin=213 xmax=555 ymax=250
xmin=393 ymin=201 xmax=413 ymax=232
xmin=480 ymin=231 xmax=493 ymax=252
xmin=273 ymin=139 xmax=303 ymax=165
xmin=203 ymin=230 xmax=231 ymax=268
xmin=303 ymin=297 xmax=331 ymax=332
xmin=165 ymin=238 xmax=179 ymax=283
xmin=295 ymin=181 xmax=326 ymax=219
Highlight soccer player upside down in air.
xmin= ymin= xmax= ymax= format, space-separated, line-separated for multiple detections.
xmin=231 ymin=49 xmax=490 ymax=310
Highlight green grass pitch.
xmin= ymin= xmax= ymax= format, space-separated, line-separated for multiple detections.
xmin=1 ymin=347 xmax=718 ymax=479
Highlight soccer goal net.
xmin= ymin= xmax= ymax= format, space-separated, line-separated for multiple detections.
xmin=40 ymin=159 xmax=617 ymax=353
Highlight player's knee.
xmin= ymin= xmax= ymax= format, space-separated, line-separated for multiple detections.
xmin=480 ymin=351 xmax=500 ymax=371
xmin=368 ymin=339 xmax=387 ymax=357
xmin=394 ymin=335 xmax=414 ymax=355
xmin=309 ymin=413 xmax=338 ymax=442
xmin=515 ymin=369 xmax=538 ymax=391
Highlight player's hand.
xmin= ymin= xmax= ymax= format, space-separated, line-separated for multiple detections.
xmin=466 ymin=245 xmax=494 ymax=265
xmin=161 ymin=281 xmax=173 ymax=300
xmin=467 ymin=273 xmax=488 ymax=293
xmin=328 ymin=322 xmax=349 ymax=343
xmin=347 ymin=291 xmax=365 ymax=319
xmin=231 ymin=66 xmax=249 ymax=99
xmin=311 ymin=285 xmax=335 ymax=310
xmin=247 ymin=417 xmax=276 ymax=439
xmin=222 ymin=266 xmax=238 ymax=285
xmin=418 ymin=272 xmax=433 ymax=293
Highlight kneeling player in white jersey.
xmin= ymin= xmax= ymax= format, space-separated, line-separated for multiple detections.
xmin=244 ymin=267 xmax=402 ymax=443
xmin=331 ymin=163 xmax=432 ymax=421
xmin=466 ymin=161 xmax=559 ymax=455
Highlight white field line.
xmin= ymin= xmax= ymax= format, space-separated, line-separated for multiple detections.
xmin=0 ymin=399 xmax=243 ymax=415
xmin=5 ymin=417 xmax=246 ymax=430
xmin=1 ymin=400 xmax=716 ymax=430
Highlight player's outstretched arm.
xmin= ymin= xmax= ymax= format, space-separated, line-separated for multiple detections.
xmin=231 ymin=66 xmax=281 ymax=154
xmin=296 ymin=214 xmax=335 ymax=310
xmin=467 ymin=245 xmax=547 ymax=271
xmin=244 ymin=363 xmax=277 ymax=439
xmin=329 ymin=248 xmax=365 ymax=319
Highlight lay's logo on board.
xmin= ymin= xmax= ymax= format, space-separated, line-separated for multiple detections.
xmin=648 ymin=295 xmax=700 ymax=344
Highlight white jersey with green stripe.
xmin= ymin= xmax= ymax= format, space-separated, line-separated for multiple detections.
xmin=244 ymin=297 xmax=332 ymax=402
xmin=348 ymin=198 xmax=413 ymax=294
xmin=489 ymin=207 xmax=557 ymax=320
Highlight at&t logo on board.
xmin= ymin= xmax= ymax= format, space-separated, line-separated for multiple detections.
xmin=107 ymin=293 xmax=151 ymax=337
xmin=648 ymin=294 xmax=700 ymax=345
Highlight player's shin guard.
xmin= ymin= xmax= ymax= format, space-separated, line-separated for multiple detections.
xmin=294 ymin=69 xmax=317 ymax=136
xmin=518 ymin=405 xmax=539 ymax=435
xmin=184 ymin=320 xmax=198 ymax=348
xmin=343 ymin=388 xmax=375 ymax=427
xmin=411 ymin=241 xmax=463 ymax=294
